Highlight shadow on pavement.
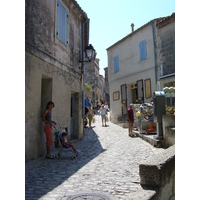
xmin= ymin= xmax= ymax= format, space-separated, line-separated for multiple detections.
xmin=25 ymin=127 xmax=106 ymax=200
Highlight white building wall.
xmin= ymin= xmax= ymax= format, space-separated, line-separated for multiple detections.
xmin=108 ymin=23 xmax=156 ymax=121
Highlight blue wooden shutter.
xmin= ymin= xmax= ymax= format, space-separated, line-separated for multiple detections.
xmin=139 ymin=41 xmax=143 ymax=61
xmin=143 ymin=40 xmax=147 ymax=60
xmin=57 ymin=1 xmax=68 ymax=46
xmin=114 ymin=56 xmax=119 ymax=73
xmin=139 ymin=40 xmax=147 ymax=61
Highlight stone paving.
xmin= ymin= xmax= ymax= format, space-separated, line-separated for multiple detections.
xmin=25 ymin=114 xmax=166 ymax=200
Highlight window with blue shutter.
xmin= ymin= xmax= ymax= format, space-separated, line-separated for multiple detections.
xmin=114 ymin=56 xmax=119 ymax=73
xmin=57 ymin=1 xmax=68 ymax=46
xmin=139 ymin=40 xmax=147 ymax=61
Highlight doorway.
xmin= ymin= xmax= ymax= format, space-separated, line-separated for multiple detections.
xmin=137 ymin=79 xmax=144 ymax=103
xmin=70 ymin=92 xmax=79 ymax=140
xmin=131 ymin=88 xmax=137 ymax=103
xmin=41 ymin=76 xmax=52 ymax=116
xmin=121 ymin=84 xmax=127 ymax=116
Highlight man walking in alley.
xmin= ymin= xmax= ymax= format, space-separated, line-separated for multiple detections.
xmin=127 ymin=103 xmax=135 ymax=137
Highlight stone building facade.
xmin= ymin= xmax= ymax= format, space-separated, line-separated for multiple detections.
xmin=107 ymin=13 xmax=175 ymax=123
xmin=25 ymin=0 xmax=90 ymax=161
xmin=84 ymin=56 xmax=105 ymax=108
xmin=107 ymin=20 xmax=157 ymax=122
xmin=155 ymin=13 xmax=175 ymax=88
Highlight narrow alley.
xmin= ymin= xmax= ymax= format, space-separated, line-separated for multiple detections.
xmin=25 ymin=114 xmax=165 ymax=200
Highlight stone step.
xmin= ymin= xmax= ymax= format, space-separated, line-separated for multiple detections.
xmin=133 ymin=130 xmax=165 ymax=148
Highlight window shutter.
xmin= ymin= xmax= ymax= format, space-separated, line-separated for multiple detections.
xmin=114 ymin=56 xmax=119 ymax=73
xmin=57 ymin=1 xmax=68 ymax=46
xmin=139 ymin=40 xmax=147 ymax=61
xmin=143 ymin=40 xmax=147 ymax=60
xmin=139 ymin=41 xmax=143 ymax=61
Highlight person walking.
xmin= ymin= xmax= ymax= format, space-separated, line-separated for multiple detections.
xmin=88 ymin=105 xmax=93 ymax=127
xmin=127 ymin=103 xmax=135 ymax=137
xmin=42 ymin=101 xmax=57 ymax=159
xmin=84 ymin=106 xmax=89 ymax=128
xmin=99 ymin=104 xmax=107 ymax=126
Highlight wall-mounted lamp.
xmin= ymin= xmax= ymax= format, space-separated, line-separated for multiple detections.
xmin=79 ymin=44 xmax=95 ymax=63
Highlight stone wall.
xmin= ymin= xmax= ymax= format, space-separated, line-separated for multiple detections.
xmin=25 ymin=52 xmax=83 ymax=161
xmin=162 ymin=114 xmax=175 ymax=147
xmin=84 ymin=58 xmax=105 ymax=106
xmin=25 ymin=0 xmax=87 ymax=161
xmin=139 ymin=145 xmax=175 ymax=200
xmin=159 ymin=27 xmax=175 ymax=76
xmin=155 ymin=13 xmax=175 ymax=89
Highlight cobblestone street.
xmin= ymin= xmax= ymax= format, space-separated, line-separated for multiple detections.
xmin=25 ymin=114 xmax=165 ymax=200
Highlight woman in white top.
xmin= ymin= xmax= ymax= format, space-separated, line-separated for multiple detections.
xmin=99 ymin=104 xmax=107 ymax=126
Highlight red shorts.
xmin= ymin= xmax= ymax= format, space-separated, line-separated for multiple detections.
xmin=44 ymin=124 xmax=52 ymax=147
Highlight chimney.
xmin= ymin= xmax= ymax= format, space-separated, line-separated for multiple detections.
xmin=131 ymin=23 xmax=134 ymax=32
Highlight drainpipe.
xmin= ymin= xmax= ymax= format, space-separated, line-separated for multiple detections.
xmin=151 ymin=22 xmax=157 ymax=86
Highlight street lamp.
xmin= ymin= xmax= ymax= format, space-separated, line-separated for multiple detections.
xmin=79 ymin=44 xmax=95 ymax=63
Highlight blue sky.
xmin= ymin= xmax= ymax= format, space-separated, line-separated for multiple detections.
xmin=77 ymin=0 xmax=175 ymax=76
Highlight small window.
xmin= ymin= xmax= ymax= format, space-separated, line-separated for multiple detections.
xmin=139 ymin=40 xmax=147 ymax=61
xmin=114 ymin=56 xmax=119 ymax=73
xmin=57 ymin=1 xmax=68 ymax=46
